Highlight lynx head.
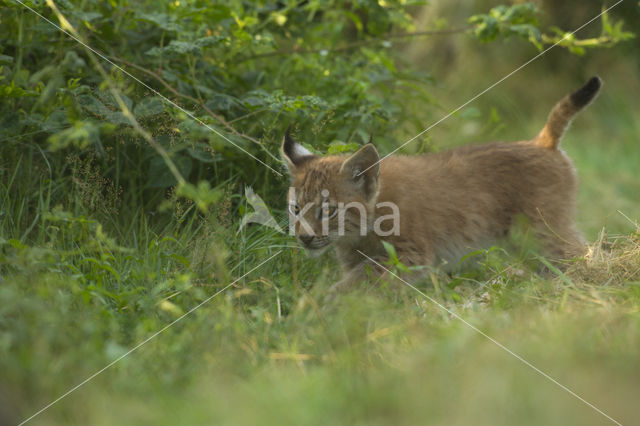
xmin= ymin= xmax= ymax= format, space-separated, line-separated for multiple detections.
xmin=281 ymin=128 xmax=380 ymax=256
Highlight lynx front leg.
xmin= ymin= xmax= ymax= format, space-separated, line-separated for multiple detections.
xmin=323 ymin=264 xmax=367 ymax=304
xmin=326 ymin=248 xmax=434 ymax=299
xmin=327 ymin=260 xmax=417 ymax=295
xmin=328 ymin=261 xmax=381 ymax=294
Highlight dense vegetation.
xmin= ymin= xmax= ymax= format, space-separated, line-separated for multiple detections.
xmin=0 ymin=0 xmax=638 ymax=424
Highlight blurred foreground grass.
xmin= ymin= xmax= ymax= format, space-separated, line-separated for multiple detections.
xmin=3 ymin=232 xmax=640 ymax=425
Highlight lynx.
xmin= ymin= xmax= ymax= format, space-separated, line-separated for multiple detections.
xmin=282 ymin=77 xmax=602 ymax=291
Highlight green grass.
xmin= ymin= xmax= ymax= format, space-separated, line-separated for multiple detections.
xmin=2 ymin=138 xmax=639 ymax=425
xmin=3 ymin=237 xmax=640 ymax=425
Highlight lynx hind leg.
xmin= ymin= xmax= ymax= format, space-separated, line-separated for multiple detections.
xmin=526 ymin=194 xmax=586 ymax=263
xmin=533 ymin=221 xmax=587 ymax=262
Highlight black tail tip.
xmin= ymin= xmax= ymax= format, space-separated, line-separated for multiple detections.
xmin=570 ymin=76 xmax=602 ymax=107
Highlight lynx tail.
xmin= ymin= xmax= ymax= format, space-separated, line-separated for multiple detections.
xmin=534 ymin=76 xmax=602 ymax=150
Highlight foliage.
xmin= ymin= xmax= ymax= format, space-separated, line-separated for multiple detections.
xmin=0 ymin=0 xmax=632 ymax=208
xmin=468 ymin=3 xmax=634 ymax=53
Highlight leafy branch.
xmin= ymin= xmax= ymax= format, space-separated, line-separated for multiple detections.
xmin=540 ymin=8 xmax=635 ymax=55
xmin=43 ymin=0 xmax=223 ymax=211
xmin=469 ymin=3 xmax=634 ymax=53
xmin=42 ymin=0 xmax=182 ymax=181
xmin=105 ymin=54 xmax=281 ymax=164
xmin=238 ymin=27 xmax=471 ymax=62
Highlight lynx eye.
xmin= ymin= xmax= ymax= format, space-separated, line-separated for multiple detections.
xmin=289 ymin=204 xmax=300 ymax=215
xmin=323 ymin=205 xmax=338 ymax=219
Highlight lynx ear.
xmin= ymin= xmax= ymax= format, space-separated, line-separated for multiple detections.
xmin=281 ymin=126 xmax=315 ymax=173
xmin=339 ymin=143 xmax=380 ymax=199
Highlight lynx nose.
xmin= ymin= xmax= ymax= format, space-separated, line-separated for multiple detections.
xmin=298 ymin=235 xmax=314 ymax=247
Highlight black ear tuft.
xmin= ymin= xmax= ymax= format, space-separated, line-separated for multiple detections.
xmin=283 ymin=124 xmax=296 ymax=159
xmin=281 ymin=125 xmax=315 ymax=172
xmin=570 ymin=76 xmax=602 ymax=108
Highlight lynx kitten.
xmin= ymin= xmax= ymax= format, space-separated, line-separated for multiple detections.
xmin=283 ymin=77 xmax=602 ymax=290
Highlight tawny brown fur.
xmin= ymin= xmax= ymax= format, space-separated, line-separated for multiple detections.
xmin=283 ymin=77 xmax=602 ymax=291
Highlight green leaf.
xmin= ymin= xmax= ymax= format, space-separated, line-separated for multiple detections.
xmin=47 ymin=121 xmax=102 ymax=151
xmin=0 ymin=81 xmax=38 ymax=98
xmin=95 ymin=89 xmax=133 ymax=111
xmin=75 ymin=11 xmax=102 ymax=22
xmin=147 ymin=153 xmax=192 ymax=188
xmin=77 ymin=94 xmax=111 ymax=116
xmin=344 ymin=11 xmax=363 ymax=33
xmin=601 ymin=8 xmax=613 ymax=35
xmin=138 ymin=12 xmax=182 ymax=32
xmin=327 ymin=142 xmax=360 ymax=154
xmin=205 ymin=94 xmax=242 ymax=112
xmin=176 ymin=180 xmax=221 ymax=212
xmin=60 ymin=50 xmax=86 ymax=72
xmin=105 ymin=111 xmax=131 ymax=126
xmin=382 ymin=241 xmax=399 ymax=264
xmin=42 ymin=108 xmax=70 ymax=132
xmin=186 ymin=144 xmax=218 ymax=163
xmin=77 ymin=93 xmax=131 ymax=125
xmin=134 ymin=97 xmax=165 ymax=118
xmin=146 ymin=40 xmax=202 ymax=57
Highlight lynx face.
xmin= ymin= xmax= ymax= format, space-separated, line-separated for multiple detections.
xmin=287 ymin=188 xmax=354 ymax=256
xmin=282 ymin=133 xmax=382 ymax=256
